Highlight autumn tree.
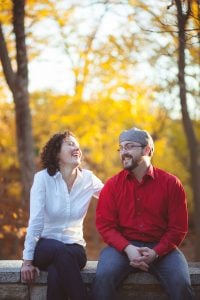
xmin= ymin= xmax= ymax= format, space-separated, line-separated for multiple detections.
xmin=138 ymin=0 xmax=200 ymax=259
xmin=125 ymin=0 xmax=199 ymax=258
xmin=0 ymin=0 xmax=198 ymax=259
xmin=0 ymin=0 xmax=35 ymax=204
xmin=172 ymin=0 xmax=200 ymax=259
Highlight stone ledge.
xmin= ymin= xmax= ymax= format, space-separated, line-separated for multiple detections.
xmin=1 ymin=260 xmax=200 ymax=285
xmin=0 ymin=260 xmax=200 ymax=300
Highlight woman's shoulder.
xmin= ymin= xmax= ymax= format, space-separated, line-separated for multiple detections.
xmin=80 ymin=168 xmax=93 ymax=177
xmin=80 ymin=169 xmax=103 ymax=191
xmin=80 ymin=168 xmax=100 ymax=181
xmin=33 ymin=169 xmax=49 ymax=181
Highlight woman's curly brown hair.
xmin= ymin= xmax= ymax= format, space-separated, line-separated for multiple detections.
xmin=40 ymin=130 xmax=75 ymax=176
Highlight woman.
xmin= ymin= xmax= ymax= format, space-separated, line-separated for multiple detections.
xmin=21 ymin=130 xmax=103 ymax=300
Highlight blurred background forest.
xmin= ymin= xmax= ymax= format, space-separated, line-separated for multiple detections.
xmin=0 ymin=0 xmax=199 ymax=261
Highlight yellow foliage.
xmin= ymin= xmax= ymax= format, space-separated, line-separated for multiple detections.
xmin=7 ymin=181 xmax=22 ymax=198
xmin=2 ymin=224 xmax=12 ymax=233
xmin=12 ymin=212 xmax=18 ymax=219
xmin=191 ymin=0 xmax=199 ymax=23
xmin=29 ymin=85 xmax=170 ymax=180
xmin=0 ymin=0 xmax=199 ymax=216
xmin=16 ymin=227 xmax=27 ymax=238
xmin=0 ymin=0 xmax=12 ymax=24
xmin=0 ymin=100 xmax=17 ymax=169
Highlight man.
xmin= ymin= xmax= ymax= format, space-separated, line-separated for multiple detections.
xmin=91 ymin=128 xmax=194 ymax=300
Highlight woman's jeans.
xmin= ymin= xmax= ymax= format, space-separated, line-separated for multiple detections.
xmin=91 ymin=241 xmax=195 ymax=300
xmin=33 ymin=238 xmax=88 ymax=300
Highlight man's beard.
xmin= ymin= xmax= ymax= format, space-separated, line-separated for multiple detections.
xmin=121 ymin=154 xmax=140 ymax=171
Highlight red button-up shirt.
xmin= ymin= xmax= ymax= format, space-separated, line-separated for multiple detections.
xmin=96 ymin=165 xmax=188 ymax=257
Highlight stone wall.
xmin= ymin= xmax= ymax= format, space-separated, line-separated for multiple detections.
xmin=0 ymin=260 xmax=200 ymax=300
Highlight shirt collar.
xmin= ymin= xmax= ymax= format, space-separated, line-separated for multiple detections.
xmin=146 ymin=164 xmax=155 ymax=179
xmin=53 ymin=167 xmax=83 ymax=179
xmin=77 ymin=167 xmax=83 ymax=178
xmin=53 ymin=171 xmax=62 ymax=179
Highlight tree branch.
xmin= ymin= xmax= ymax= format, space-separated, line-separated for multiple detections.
xmin=167 ymin=0 xmax=175 ymax=10
xmin=140 ymin=28 xmax=200 ymax=34
xmin=185 ymin=0 xmax=192 ymax=21
xmin=13 ymin=0 xmax=28 ymax=81
xmin=0 ymin=23 xmax=16 ymax=92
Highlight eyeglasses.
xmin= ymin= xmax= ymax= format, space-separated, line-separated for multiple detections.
xmin=63 ymin=140 xmax=79 ymax=148
xmin=117 ymin=143 xmax=145 ymax=152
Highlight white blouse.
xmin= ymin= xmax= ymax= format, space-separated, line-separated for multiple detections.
xmin=23 ymin=168 xmax=103 ymax=260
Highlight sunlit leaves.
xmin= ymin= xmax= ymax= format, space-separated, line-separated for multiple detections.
xmin=0 ymin=0 xmax=12 ymax=24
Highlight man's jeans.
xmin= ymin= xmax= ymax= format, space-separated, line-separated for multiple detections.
xmin=33 ymin=238 xmax=88 ymax=300
xmin=91 ymin=241 xmax=195 ymax=300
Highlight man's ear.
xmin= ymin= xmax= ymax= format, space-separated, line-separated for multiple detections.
xmin=143 ymin=145 xmax=151 ymax=157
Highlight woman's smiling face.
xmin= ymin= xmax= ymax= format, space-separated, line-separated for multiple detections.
xmin=58 ymin=135 xmax=82 ymax=167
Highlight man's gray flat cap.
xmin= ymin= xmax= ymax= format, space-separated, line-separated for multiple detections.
xmin=119 ymin=127 xmax=154 ymax=150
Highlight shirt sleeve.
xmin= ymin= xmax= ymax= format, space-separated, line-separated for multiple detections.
xmin=153 ymin=178 xmax=188 ymax=257
xmin=96 ymin=179 xmax=130 ymax=251
xmin=23 ymin=172 xmax=46 ymax=260
xmin=91 ymin=173 xmax=104 ymax=198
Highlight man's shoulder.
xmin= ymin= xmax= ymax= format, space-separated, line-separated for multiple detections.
xmin=105 ymin=170 xmax=127 ymax=186
xmin=153 ymin=166 xmax=181 ymax=184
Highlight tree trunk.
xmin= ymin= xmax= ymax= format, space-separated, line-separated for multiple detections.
xmin=0 ymin=0 xmax=35 ymax=204
xmin=175 ymin=0 xmax=200 ymax=260
xmin=13 ymin=0 xmax=35 ymax=204
xmin=13 ymin=82 xmax=35 ymax=205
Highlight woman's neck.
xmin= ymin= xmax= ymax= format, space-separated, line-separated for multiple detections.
xmin=60 ymin=166 xmax=78 ymax=192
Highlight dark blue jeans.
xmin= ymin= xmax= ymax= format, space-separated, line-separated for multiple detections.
xmin=33 ymin=238 xmax=88 ymax=300
xmin=91 ymin=241 xmax=195 ymax=300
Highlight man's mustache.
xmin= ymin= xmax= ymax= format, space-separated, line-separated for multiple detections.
xmin=121 ymin=154 xmax=133 ymax=161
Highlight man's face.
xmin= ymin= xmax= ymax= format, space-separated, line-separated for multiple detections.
xmin=118 ymin=141 xmax=145 ymax=171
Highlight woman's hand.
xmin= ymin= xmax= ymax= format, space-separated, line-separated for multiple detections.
xmin=21 ymin=261 xmax=40 ymax=283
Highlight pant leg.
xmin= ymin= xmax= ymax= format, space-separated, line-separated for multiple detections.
xmin=47 ymin=265 xmax=65 ymax=300
xmin=33 ymin=238 xmax=88 ymax=300
xmin=59 ymin=243 xmax=88 ymax=300
xmin=150 ymin=248 xmax=195 ymax=300
xmin=91 ymin=246 xmax=134 ymax=300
